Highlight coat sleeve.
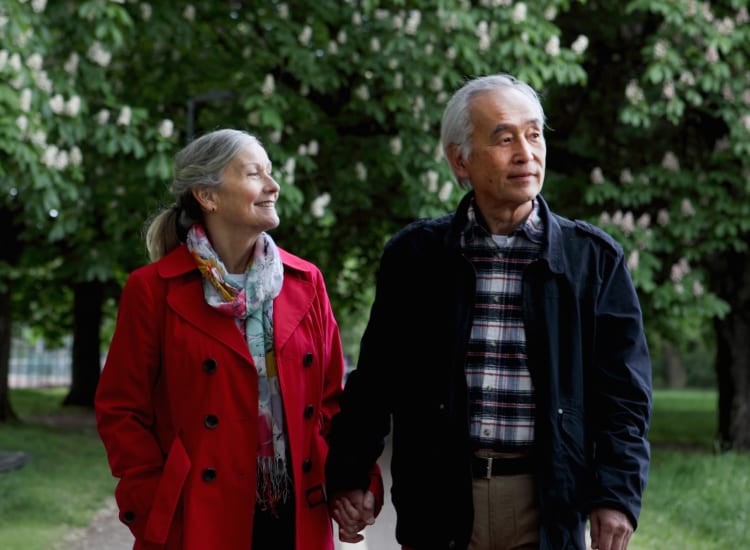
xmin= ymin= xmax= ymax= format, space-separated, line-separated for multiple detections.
xmin=95 ymin=268 xmax=167 ymax=539
xmin=590 ymin=248 xmax=652 ymax=528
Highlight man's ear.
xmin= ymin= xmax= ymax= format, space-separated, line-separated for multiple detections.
xmin=192 ymin=187 xmax=216 ymax=213
xmin=446 ymin=144 xmax=469 ymax=178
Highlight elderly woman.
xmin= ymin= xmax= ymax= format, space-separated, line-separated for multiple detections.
xmin=96 ymin=129 xmax=382 ymax=550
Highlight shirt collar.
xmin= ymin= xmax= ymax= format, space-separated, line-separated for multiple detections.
xmin=464 ymin=199 xmax=545 ymax=244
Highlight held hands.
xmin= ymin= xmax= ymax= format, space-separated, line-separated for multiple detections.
xmin=589 ymin=507 xmax=634 ymax=550
xmin=330 ymin=490 xmax=376 ymax=543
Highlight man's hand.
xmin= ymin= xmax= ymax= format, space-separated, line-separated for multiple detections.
xmin=589 ymin=507 xmax=634 ymax=550
xmin=330 ymin=490 xmax=376 ymax=543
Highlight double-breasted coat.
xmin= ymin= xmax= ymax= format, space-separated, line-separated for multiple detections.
xmin=96 ymin=244 xmax=366 ymax=549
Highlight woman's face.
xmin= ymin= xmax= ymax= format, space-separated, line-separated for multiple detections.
xmin=213 ymin=141 xmax=281 ymax=234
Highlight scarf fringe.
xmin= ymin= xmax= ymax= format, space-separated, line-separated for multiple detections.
xmin=256 ymin=456 xmax=292 ymax=515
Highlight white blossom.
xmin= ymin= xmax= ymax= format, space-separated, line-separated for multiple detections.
xmin=512 ymin=3 xmax=527 ymax=23
xmin=370 ymin=37 xmax=380 ymax=52
xmin=741 ymin=114 xmax=750 ymax=133
xmin=307 ymin=140 xmax=319 ymax=156
xmin=337 ymin=30 xmax=347 ymax=44
xmin=283 ymin=157 xmax=296 ymax=183
xmin=16 ymin=115 xmax=28 ymax=133
xmin=657 ymin=208 xmax=669 ymax=226
xmin=65 ymin=95 xmax=81 ymax=117
xmin=654 ymin=40 xmax=668 ymax=59
xmin=87 ymin=42 xmax=112 ymax=67
xmin=545 ymin=35 xmax=560 ymax=56
xmin=661 ymin=151 xmax=680 ymax=171
xmin=571 ymin=35 xmax=589 ymax=55
xmin=425 ymin=170 xmax=439 ymax=192
xmin=19 ymin=88 xmax=32 ymax=112
xmin=34 ymin=70 xmax=52 ymax=93
xmin=158 ymin=119 xmax=174 ymax=138
xmin=261 ymin=74 xmax=275 ymax=97
xmin=298 ymin=25 xmax=312 ymax=47
xmin=9 ymin=53 xmax=22 ymax=71
xmin=621 ymin=211 xmax=635 ymax=234
xmin=49 ymin=94 xmax=65 ymax=114
xmin=636 ymin=213 xmax=651 ymax=229
xmin=355 ymin=85 xmax=369 ymax=101
xmin=41 ymin=145 xmax=59 ymax=167
xmin=297 ymin=144 xmax=308 ymax=156
xmin=619 ymin=168 xmax=633 ymax=184
xmin=277 ymin=4 xmax=289 ymax=19
xmin=627 ymin=250 xmax=639 ymax=270
xmin=54 ymin=149 xmax=69 ymax=170
xmin=389 ymin=137 xmax=402 ymax=155
xmin=64 ymin=53 xmax=79 ymax=74
xmin=625 ymin=80 xmax=644 ymax=104
xmin=680 ymin=198 xmax=695 ymax=217
xmin=705 ymin=45 xmax=719 ymax=63
xmin=96 ymin=109 xmax=110 ymax=125
xmin=405 ymin=10 xmax=421 ymax=34
xmin=269 ymin=130 xmax=282 ymax=144
xmin=590 ymin=166 xmax=604 ymax=184
xmin=31 ymin=130 xmax=47 ymax=146
xmin=117 ymin=106 xmax=132 ymax=126
xmin=26 ymin=52 xmax=43 ymax=70
xmin=310 ymin=193 xmax=331 ymax=218
xmin=692 ymin=280 xmax=704 ymax=297
xmin=663 ymin=81 xmax=675 ymax=100
xmin=544 ymin=6 xmax=557 ymax=20
xmin=355 ymin=162 xmax=367 ymax=181
xmin=31 ymin=0 xmax=47 ymax=13
xmin=140 ymin=3 xmax=152 ymax=20
xmin=70 ymin=146 xmax=82 ymax=166
xmin=438 ymin=182 xmax=453 ymax=202
xmin=183 ymin=5 xmax=195 ymax=22
xmin=0 ymin=50 xmax=8 ymax=70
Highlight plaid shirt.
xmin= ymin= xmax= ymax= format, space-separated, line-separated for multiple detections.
xmin=461 ymin=199 xmax=544 ymax=452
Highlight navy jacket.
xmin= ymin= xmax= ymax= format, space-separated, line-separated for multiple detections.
xmin=326 ymin=192 xmax=652 ymax=550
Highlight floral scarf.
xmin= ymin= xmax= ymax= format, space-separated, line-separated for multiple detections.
xmin=186 ymin=224 xmax=290 ymax=514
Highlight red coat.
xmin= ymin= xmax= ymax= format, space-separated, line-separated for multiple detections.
xmin=95 ymin=245 xmax=379 ymax=549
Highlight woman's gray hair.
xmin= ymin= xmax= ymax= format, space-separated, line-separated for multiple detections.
xmin=440 ymin=73 xmax=545 ymax=189
xmin=145 ymin=129 xmax=261 ymax=261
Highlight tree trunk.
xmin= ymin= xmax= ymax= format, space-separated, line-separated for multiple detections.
xmin=63 ymin=281 xmax=104 ymax=408
xmin=0 ymin=285 xmax=17 ymax=422
xmin=709 ymin=249 xmax=750 ymax=451
xmin=662 ymin=341 xmax=687 ymax=389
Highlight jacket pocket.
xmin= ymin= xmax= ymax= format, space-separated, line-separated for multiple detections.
xmin=144 ymin=437 xmax=191 ymax=544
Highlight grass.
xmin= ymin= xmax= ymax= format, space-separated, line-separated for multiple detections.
xmin=1 ymin=387 xmax=748 ymax=549
xmin=628 ymin=389 xmax=750 ymax=549
xmin=0 ymin=388 xmax=115 ymax=550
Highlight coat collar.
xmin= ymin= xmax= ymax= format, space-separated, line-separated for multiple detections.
xmin=155 ymin=244 xmax=317 ymax=360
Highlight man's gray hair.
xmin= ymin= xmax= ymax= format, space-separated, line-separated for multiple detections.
xmin=440 ymin=73 xmax=545 ymax=189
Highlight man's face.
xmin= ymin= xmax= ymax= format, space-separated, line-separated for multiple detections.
xmin=449 ymin=87 xmax=546 ymax=212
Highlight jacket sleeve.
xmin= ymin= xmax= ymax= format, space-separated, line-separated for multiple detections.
xmin=311 ymin=267 xmax=385 ymax=511
xmin=590 ymin=248 xmax=652 ymax=528
xmin=94 ymin=268 xmax=166 ymax=539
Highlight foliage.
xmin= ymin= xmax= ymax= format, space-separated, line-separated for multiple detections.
xmin=2 ymin=0 xmax=590 ymax=341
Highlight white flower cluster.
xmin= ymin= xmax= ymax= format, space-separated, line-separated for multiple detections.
xmin=310 ymin=192 xmax=331 ymax=219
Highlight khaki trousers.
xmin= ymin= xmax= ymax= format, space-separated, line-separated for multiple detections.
xmin=468 ymin=473 xmax=540 ymax=550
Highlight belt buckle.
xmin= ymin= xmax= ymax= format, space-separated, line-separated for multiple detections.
xmin=485 ymin=456 xmax=493 ymax=479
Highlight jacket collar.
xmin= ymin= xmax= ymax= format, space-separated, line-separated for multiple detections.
xmin=449 ymin=190 xmax=565 ymax=274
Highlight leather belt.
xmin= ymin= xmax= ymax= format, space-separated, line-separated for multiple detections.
xmin=471 ymin=454 xmax=533 ymax=479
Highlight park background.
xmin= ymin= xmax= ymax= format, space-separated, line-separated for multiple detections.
xmin=1 ymin=1 xmax=749 ymax=548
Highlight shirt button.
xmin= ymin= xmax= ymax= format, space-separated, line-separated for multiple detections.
xmin=202 ymin=358 xmax=217 ymax=374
